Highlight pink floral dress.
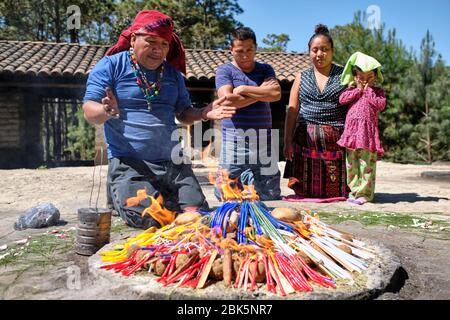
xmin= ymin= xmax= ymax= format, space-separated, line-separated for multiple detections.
xmin=337 ymin=86 xmax=386 ymax=157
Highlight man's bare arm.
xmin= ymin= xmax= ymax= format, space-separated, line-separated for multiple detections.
xmin=233 ymin=78 xmax=281 ymax=102
xmin=175 ymin=96 xmax=236 ymax=125
xmin=217 ymin=85 xmax=257 ymax=109
xmin=82 ymin=88 xmax=119 ymax=125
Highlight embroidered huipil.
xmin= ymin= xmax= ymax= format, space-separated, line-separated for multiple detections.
xmin=337 ymin=86 xmax=386 ymax=157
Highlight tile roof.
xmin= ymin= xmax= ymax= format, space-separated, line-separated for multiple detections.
xmin=0 ymin=41 xmax=107 ymax=78
xmin=0 ymin=40 xmax=311 ymax=82
xmin=185 ymin=49 xmax=311 ymax=83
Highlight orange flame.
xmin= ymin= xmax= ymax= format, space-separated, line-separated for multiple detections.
xmin=208 ymin=171 xmax=217 ymax=185
xmin=126 ymin=189 xmax=148 ymax=207
xmin=292 ymin=221 xmax=311 ymax=238
xmin=242 ymin=184 xmax=260 ymax=201
xmin=210 ymin=169 xmax=260 ymax=202
xmin=307 ymin=213 xmax=324 ymax=236
xmin=126 ymin=189 xmax=176 ymax=227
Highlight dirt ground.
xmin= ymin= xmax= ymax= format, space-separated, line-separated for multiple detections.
xmin=0 ymin=161 xmax=449 ymax=300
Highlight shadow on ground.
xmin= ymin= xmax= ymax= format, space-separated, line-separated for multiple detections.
xmin=374 ymin=193 xmax=449 ymax=204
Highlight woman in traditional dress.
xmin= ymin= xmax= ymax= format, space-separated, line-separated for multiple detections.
xmin=283 ymin=24 xmax=349 ymax=199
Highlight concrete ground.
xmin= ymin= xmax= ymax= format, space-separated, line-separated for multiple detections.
xmin=0 ymin=161 xmax=449 ymax=299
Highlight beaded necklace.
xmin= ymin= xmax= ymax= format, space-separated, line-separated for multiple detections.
xmin=128 ymin=47 xmax=164 ymax=111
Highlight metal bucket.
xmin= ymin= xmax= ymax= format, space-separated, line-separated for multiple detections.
xmin=75 ymin=208 xmax=112 ymax=256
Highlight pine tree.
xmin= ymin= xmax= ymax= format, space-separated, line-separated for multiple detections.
xmin=66 ymin=109 xmax=95 ymax=160
xmin=110 ymin=0 xmax=243 ymax=49
xmin=0 ymin=0 xmax=115 ymax=43
xmin=409 ymin=32 xmax=450 ymax=162
xmin=260 ymin=33 xmax=290 ymax=52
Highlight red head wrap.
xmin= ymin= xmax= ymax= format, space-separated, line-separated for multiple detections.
xmin=106 ymin=10 xmax=186 ymax=74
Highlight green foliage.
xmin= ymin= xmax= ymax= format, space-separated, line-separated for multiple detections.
xmin=0 ymin=0 xmax=242 ymax=48
xmin=66 ymin=108 xmax=95 ymax=160
xmin=260 ymin=33 xmax=290 ymax=52
xmin=0 ymin=0 xmax=116 ymax=43
xmin=331 ymin=12 xmax=450 ymax=163
xmin=110 ymin=0 xmax=243 ymax=49
xmin=76 ymin=0 xmax=117 ymax=44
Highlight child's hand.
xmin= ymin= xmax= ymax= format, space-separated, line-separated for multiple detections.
xmin=356 ymin=79 xmax=365 ymax=91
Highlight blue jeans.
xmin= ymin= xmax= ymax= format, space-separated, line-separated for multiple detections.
xmin=215 ymin=130 xmax=281 ymax=201
xmin=107 ymin=157 xmax=209 ymax=229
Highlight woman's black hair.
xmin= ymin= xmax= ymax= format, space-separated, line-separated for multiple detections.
xmin=308 ymin=24 xmax=334 ymax=50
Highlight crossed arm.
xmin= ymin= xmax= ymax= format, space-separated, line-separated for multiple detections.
xmin=218 ymin=78 xmax=282 ymax=109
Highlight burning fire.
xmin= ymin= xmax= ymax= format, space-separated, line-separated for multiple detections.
xmin=126 ymin=189 xmax=148 ymax=207
xmin=209 ymin=170 xmax=259 ymax=202
xmin=304 ymin=213 xmax=324 ymax=236
xmin=103 ymin=177 xmax=375 ymax=296
xmin=126 ymin=189 xmax=176 ymax=227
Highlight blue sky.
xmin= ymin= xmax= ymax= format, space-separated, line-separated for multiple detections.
xmin=237 ymin=0 xmax=450 ymax=64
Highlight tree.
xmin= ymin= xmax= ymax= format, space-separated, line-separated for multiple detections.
xmin=76 ymin=1 xmax=117 ymax=45
xmin=331 ymin=12 xmax=449 ymax=163
xmin=110 ymin=0 xmax=243 ymax=49
xmin=66 ymin=108 xmax=95 ymax=160
xmin=405 ymin=32 xmax=450 ymax=162
xmin=260 ymin=33 xmax=290 ymax=52
xmin=0 ymin=1 xmax=243 ymax=47
xmin=0 ymin=0 xmax=116 ymax=44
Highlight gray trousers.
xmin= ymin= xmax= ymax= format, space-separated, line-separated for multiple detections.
xmin=107 ymin=157 xmax=208 ymax=229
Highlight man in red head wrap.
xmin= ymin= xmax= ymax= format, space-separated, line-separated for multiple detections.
xmin=105 ymin=10 xmax=186 ymax=74
xmin=82 ymin=10 xmax=235 ymax=230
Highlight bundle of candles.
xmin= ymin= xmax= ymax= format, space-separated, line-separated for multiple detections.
xmin=100 ymin=173 xmax=376 ymax=296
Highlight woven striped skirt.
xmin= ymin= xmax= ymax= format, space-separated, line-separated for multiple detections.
xmin=284 ymin=123 xmax=349 ymax=198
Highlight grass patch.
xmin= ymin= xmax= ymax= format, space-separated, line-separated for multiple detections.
xmin=0 ymin=231 xmax=75 ymax=268
xmin=315 ymin=210 xmax=450 ymax=237
xmin=317 ymin=210 xmax=424 ymax=225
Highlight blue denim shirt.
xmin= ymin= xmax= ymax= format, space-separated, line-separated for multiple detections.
xmin=83 ymin=51 xmax=191 ymax=162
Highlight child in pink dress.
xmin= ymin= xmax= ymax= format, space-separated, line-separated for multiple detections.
xmin=337 ymin=53 xmax=386 ymax=205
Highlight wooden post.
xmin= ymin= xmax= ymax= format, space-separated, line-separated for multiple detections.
xmin=54 ymin=98 xmax=61 ymax=162
xmin=49 ymin=101 xmax=55 ymax=162
xmin=44 ymin=100 xmax=50 ymax=163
